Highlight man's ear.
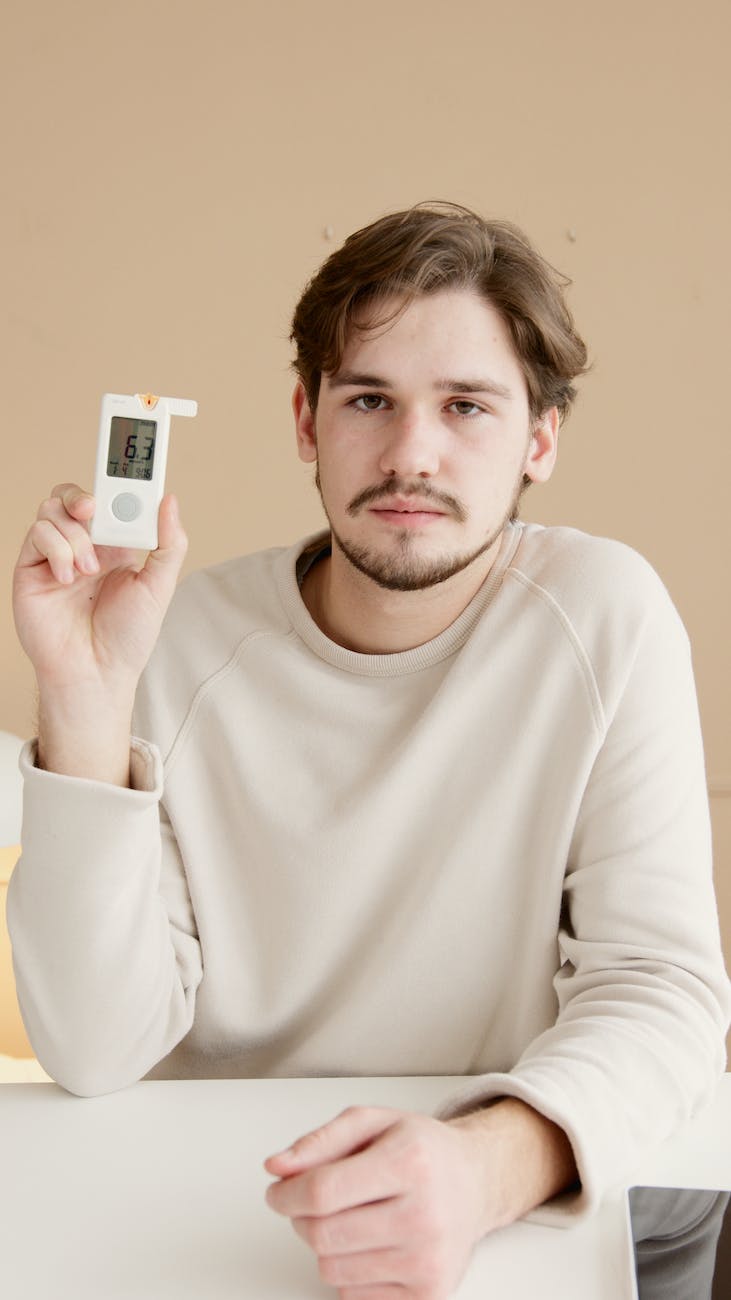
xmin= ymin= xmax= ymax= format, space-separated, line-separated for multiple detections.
xmin=293 ymin=381 xmax=317 ymax=464
xmin=524 ymin=406 xmax=559 ymax=484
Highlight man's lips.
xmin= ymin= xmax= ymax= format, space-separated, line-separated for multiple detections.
xmin=369 ymin=496 xmax=446 ymax=515
xmin=347 ymin=481 xmax=466 ymax=522
xmin=369 ymin=498 xmax=447 ymax=527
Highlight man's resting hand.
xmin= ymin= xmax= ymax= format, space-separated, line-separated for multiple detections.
xmin=264 ymin=1099 xmax=577 ymax=1299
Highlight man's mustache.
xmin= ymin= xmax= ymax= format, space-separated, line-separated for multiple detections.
xmin=347 ymin=479 xmax=467 ymax=523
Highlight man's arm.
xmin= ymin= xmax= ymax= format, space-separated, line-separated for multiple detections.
xmin=264 ymin=1099 xmax=577 ymax=1298
xmin=8 ymin=485 xmax=200 ymax=1094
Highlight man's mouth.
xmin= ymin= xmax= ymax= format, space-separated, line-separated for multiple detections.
xmin=369 ymin=497 xmax=446 ymax=526
xmin=373 ymin=495 xmax=444 ymax=512
xmin=347 ymin=481 xmax=467 ymax=523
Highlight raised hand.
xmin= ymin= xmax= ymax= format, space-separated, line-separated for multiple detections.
xmin=13 ymin=484 xmax=187 ymax=783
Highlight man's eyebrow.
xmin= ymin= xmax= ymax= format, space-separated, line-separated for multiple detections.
xmin=435 ymin=376 xmax=513 ymax=400
xmin=327 ymin=370 xmax=513 ymax=400
xmin=327 ymin=371 xmax=391 ymax=390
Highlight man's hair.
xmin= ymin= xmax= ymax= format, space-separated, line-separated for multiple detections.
xmin=290 ymin=201 xmax=589 ymax=423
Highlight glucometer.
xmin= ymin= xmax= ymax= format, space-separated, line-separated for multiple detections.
xmin=90 ymin=392 xmax=197 ymax=551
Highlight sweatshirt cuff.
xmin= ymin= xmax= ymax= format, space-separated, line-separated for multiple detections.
xmin=435 ymin=1073 xmax=593 ymax=1224
xmin=20 ymin=737 xmax=163 ymax=796
xmin=18 ymin=737 xmax=164 ymax=883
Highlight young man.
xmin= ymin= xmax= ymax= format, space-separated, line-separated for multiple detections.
xmin=10 ymin=203 xmax=730 ymax=1300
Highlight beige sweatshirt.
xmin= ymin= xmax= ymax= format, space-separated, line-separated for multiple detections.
xmin=8 ymin=520 xmax=730 ymax=1217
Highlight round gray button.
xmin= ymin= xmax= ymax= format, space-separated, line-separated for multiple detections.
xmin=111 ymin=492 xmax=143 ymax=522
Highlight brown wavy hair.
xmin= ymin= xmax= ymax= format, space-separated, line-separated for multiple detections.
xmin=290 ymin=201 xmax=589 ymax=423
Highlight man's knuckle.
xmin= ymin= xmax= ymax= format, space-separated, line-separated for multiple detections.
xmin=403 ymin=1137 xmax=434 ymax=1184
xmin=298 ymin=1123 xmax=328 ymax=1155
xmin=399 ymin=1197 xmax=423 ymax=1237
xmin=308 ymin=1217 xmax=331 ymax=1253
xmin=308 ymin=1186 xmax=326 ymax=1218
xmin=309 ymin=1171 xmax=334 ymax=1215
xmin=32 ymin=520 xmax=66 ymax=557
xmin=317 ymin=1253 xmax=338 ymax=1284
xmin=420 ymin=1201 xmax=444 ymax=1238
xmin=403 ymin=1230 xmax=449 ymax=1282
xmin=338 ymin=1104 xmax=366 ymax=1126
xmin=28 ymin=520 xmax=47 ymax=543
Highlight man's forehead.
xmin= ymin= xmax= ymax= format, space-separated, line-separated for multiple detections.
xmin=347 ymin=284 xmax=496 ymax=331
xmin=324 ymin=290 xmax=523 ymax=399
xmin=338 ymin=287 xmax=518 ymax=361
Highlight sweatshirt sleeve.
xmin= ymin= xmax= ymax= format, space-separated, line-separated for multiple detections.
xmin=438 ymin=570 xmax=731 ymax=1221
xmin=6 ymin=739 xmax=203 ymax=1096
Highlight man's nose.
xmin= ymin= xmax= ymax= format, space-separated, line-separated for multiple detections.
xmin=377 ymin=410 xmax=441 ymax=478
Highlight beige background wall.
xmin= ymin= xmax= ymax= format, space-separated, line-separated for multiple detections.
xmin=1 ymin=1 xmax=729 ymax=1053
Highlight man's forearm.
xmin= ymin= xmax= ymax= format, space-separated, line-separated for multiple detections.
xmin=447 ymin=1096 xmax=579 ymax=1232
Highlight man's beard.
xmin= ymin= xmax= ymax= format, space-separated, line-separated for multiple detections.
xmin=314 ymin=467 xmax=527 ymax=593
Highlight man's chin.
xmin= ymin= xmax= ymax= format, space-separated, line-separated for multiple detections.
xmin=332 ymin=531 xmax=499 ymax=592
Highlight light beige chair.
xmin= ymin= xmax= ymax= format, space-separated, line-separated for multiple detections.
xmin=0 ymin=732 xmax=49 ymax=1077
xmin=0 ymin=843 xmax=40 ymax=1068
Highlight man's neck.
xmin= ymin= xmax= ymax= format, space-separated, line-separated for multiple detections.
xmin=300 ymin=533 xmax=505 ymax=655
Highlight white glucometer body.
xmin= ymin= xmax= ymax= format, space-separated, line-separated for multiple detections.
xmin=90 ymin=392 xmax=197 ymax=550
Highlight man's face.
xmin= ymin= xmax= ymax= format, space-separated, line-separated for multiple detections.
xmin=294 ymin=287 xmax=557 ymax=592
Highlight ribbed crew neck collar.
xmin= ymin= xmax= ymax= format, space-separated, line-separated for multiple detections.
xmin=275 ymin=522 xmax=523 ymax=677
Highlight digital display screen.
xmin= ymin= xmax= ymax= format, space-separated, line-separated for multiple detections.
xmin=106 ymin=416 xmax=157 ymax=480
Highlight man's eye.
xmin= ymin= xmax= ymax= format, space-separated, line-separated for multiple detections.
xmin=352 ymin=394 xmax=387 ymax=412
xmin=450 ymin=401 xmax=483 ymax=417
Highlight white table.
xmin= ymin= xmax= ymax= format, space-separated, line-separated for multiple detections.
xmin=1 ymin=1074 xmax=730 ymax=1299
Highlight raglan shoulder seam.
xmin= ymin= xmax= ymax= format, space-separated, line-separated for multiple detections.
xmin=162 ymin=626 xmax=301 ymax=778
xmin=504 ymin=567 xmax=606 ymax=736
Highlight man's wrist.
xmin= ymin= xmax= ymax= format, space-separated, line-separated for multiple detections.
xmin=447 ymin=1097 xmax=579 ymax=1233
xmin=37 ymin=685 xmax=136 ymax=786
